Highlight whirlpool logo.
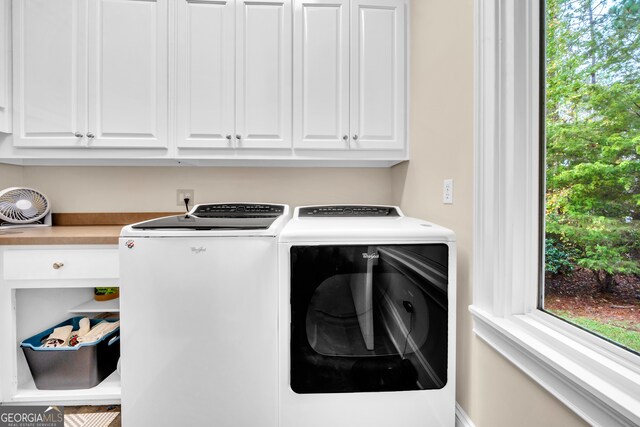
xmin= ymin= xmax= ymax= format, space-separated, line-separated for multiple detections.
xmin=362 ymin=252 xmax=379 ymax=259
xmin=191 ymin=247 xmax=207 ymax=254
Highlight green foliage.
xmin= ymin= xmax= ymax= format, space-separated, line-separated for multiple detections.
xmin=544 ymin=238 xmax=574 ymax=274
xmin=545 ymin=0 xmax=640 ymax=282
xmin=546 ymin=214 xmax=640 ymax=275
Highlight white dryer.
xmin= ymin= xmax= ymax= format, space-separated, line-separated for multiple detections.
xmin=278 ymin=205 xmax=456 ymax=427
xmin=119 ymin=203 xmax=290 ymax=427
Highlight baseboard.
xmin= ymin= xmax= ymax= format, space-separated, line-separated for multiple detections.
xmin=455 ymin=402 xmax=475 ymax=427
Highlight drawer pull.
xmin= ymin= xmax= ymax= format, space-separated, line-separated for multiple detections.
xmin=52 ymin=262 xmax=64 ymax=270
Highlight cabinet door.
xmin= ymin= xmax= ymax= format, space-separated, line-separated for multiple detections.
xmin=350 ymin=0 xmax=405 ymax=150
xmin=293 ymin=0 xmax=349 ymax=150
xmin=87 ymin=0 xmax=168 ymax=148
xmin=0 ymin=0 xmax=11 ymax=133
xmin=236 ymin=0 xmax=292 ymax=149
xmin=176 ymin=0 xmax=235 ymax=149
xmin=12 ymin=0 xmax=88 ymax=147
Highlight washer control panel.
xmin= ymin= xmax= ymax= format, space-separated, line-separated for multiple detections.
xmin=192 ymin=203 xmax=285 ymax=218
xmin=298 ymin=205 xmax=400 ymax=217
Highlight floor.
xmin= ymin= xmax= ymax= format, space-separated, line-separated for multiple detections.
xmin=64 ymin=405 xmax=121 ymax=427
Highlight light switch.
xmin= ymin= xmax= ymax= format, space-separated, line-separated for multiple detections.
xmin=443 ymin=179 xmax=453 ymax=204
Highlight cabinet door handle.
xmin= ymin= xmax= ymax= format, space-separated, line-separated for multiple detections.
xmin=343 ymin=135 xmax=348 ymax=141
xmin=226 ymin=135 xmax=232 ymax=140
xmin=352 ymin=135 xmax=359 ymax=140
xmin=52 ymin=262 xmax=64 ymax=270
xmin=74 ymin=132 xmax=83 ymax=138
xmin=87 ymin=132 xmax=95 ymax=139
xmin=235 ymin=135 xmax=241 ymax=140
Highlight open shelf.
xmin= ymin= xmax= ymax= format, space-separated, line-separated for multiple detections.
xmin=12 ymin=371 xmax=121 ymax=404
xmin=7 ymin=289 xmax=121 ymax=405
xmin=68 ymin=298 xmax=120 ymax=314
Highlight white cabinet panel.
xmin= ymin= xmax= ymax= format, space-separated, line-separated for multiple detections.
xmin=12 ymin=0 xmax=87 ymax=147
xmin=0 ymin=0 xmax=11 ymax=133
xmin=236 ymin=0 xmax=291 ymax=149
xmin=293 ymin=0 xmax=349 ymax=150
xmin=6 ymin=0 xmax=407 ymax=164
xmin=176 ymin=0 xmax=234 ymax=149
xmin=87 ymin=0 xmax=168 ymax=148
xmin=12 ymin=0 xmax=167 ymax=149
xmin=350 ymin=0 xmax=405 ymax=150
xmin=0 ymin=246 xmax=121 ymax=405
xmin=3 ymin=248 xmax=118 ymax=281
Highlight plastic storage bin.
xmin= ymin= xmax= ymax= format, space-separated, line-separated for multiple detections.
xmin=20 ymin=317 xmax=120 ymax=390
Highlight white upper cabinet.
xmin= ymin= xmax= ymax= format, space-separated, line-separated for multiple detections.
xmin=350 ymin=0 xmax=405 ymax=150
xmin=0 ymin=0 xmax=11 ymax=133
xmin=176 ymin=0 xmax=234 ymax=149
xmin=177 ymin=0 xmax=291 ymax=151
xmin=293 ymin=0 xmax=406 ymax=152
xmin=293 ymin=0 xmax=349 ymax=150
xmin=12 ymin=0 xmax=168 ymax=149
xmin=12 ymin=0 xmax=87 ymax=147
xmin=4 ymin=0 xmax=407 ymax=165
xmin=236 ymin=0 xmax=292 ymax=149
xmin=87 ymin=0 xmax=168 ymax=148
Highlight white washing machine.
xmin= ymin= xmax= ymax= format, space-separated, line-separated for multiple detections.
xmin=119 ymin=203 xmax=290 ymax=427
xmin=278 ymin=205 xmax=456 ymax=427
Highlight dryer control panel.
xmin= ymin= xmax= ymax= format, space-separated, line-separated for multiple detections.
xmin=298 ymin=205 xmax=400 ymax=217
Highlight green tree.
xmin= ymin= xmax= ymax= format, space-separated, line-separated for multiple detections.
xmin=545 ymin=0 xmax=640 ymax=291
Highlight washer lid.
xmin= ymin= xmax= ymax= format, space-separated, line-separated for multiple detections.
xmin=129 ymin=203 xmax=286 ymax=231
xmin=280 ymin=205 xmax=454 ymax=243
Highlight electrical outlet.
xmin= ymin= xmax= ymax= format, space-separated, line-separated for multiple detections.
xmin=176 ymin=189 xmax=194 ymax=206
xmin=443 ymin=179 xmax=453 ymax=204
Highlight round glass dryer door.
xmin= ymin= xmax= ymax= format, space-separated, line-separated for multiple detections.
xmin=290 ymin=244 xmax=449 ymax=393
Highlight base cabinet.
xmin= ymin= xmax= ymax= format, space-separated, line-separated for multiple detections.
xmin=0 ymin=246 xmax=121 ymax=405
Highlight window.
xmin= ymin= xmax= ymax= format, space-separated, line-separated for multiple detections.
xmin=472 ymin=0 xmax=640 ymax=425
xmin=541 ymin=0 xmax=640 ymax=355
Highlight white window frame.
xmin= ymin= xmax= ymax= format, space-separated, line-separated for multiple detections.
xmin=471 ymin=1 xmax=640 ymax=425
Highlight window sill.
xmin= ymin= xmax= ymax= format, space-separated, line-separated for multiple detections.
xmin=470 ymin=305 xmax=640 ymax=426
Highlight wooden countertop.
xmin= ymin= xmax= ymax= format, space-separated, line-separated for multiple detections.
xmin=0 ymin=212 xmax=179 ymax=245
xmin=0 ymin=226 xmax=124 ymax=245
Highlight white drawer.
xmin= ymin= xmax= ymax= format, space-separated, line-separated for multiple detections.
xmin=3 ymin=248 xmax=119 ymax=281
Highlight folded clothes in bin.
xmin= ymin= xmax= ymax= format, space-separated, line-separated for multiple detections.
xmin=20 ymin=317 xmax=120 ymax=390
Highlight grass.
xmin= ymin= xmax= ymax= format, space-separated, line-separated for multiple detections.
xmin=548 ymin=310 xmax=640 ymax=353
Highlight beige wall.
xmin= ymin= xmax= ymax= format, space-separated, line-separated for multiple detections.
xmin=0 ymin=133 xmax=393 ymax=211
xmin=18 ymin=166 xmax=393 ymax=212
xmin=392 ymin=1 xmax=588 ymax=426
xmin=0 ymin=1 xmax=592 ymax=425
xmin=0 ymin=163 xmax=23 ymax=189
